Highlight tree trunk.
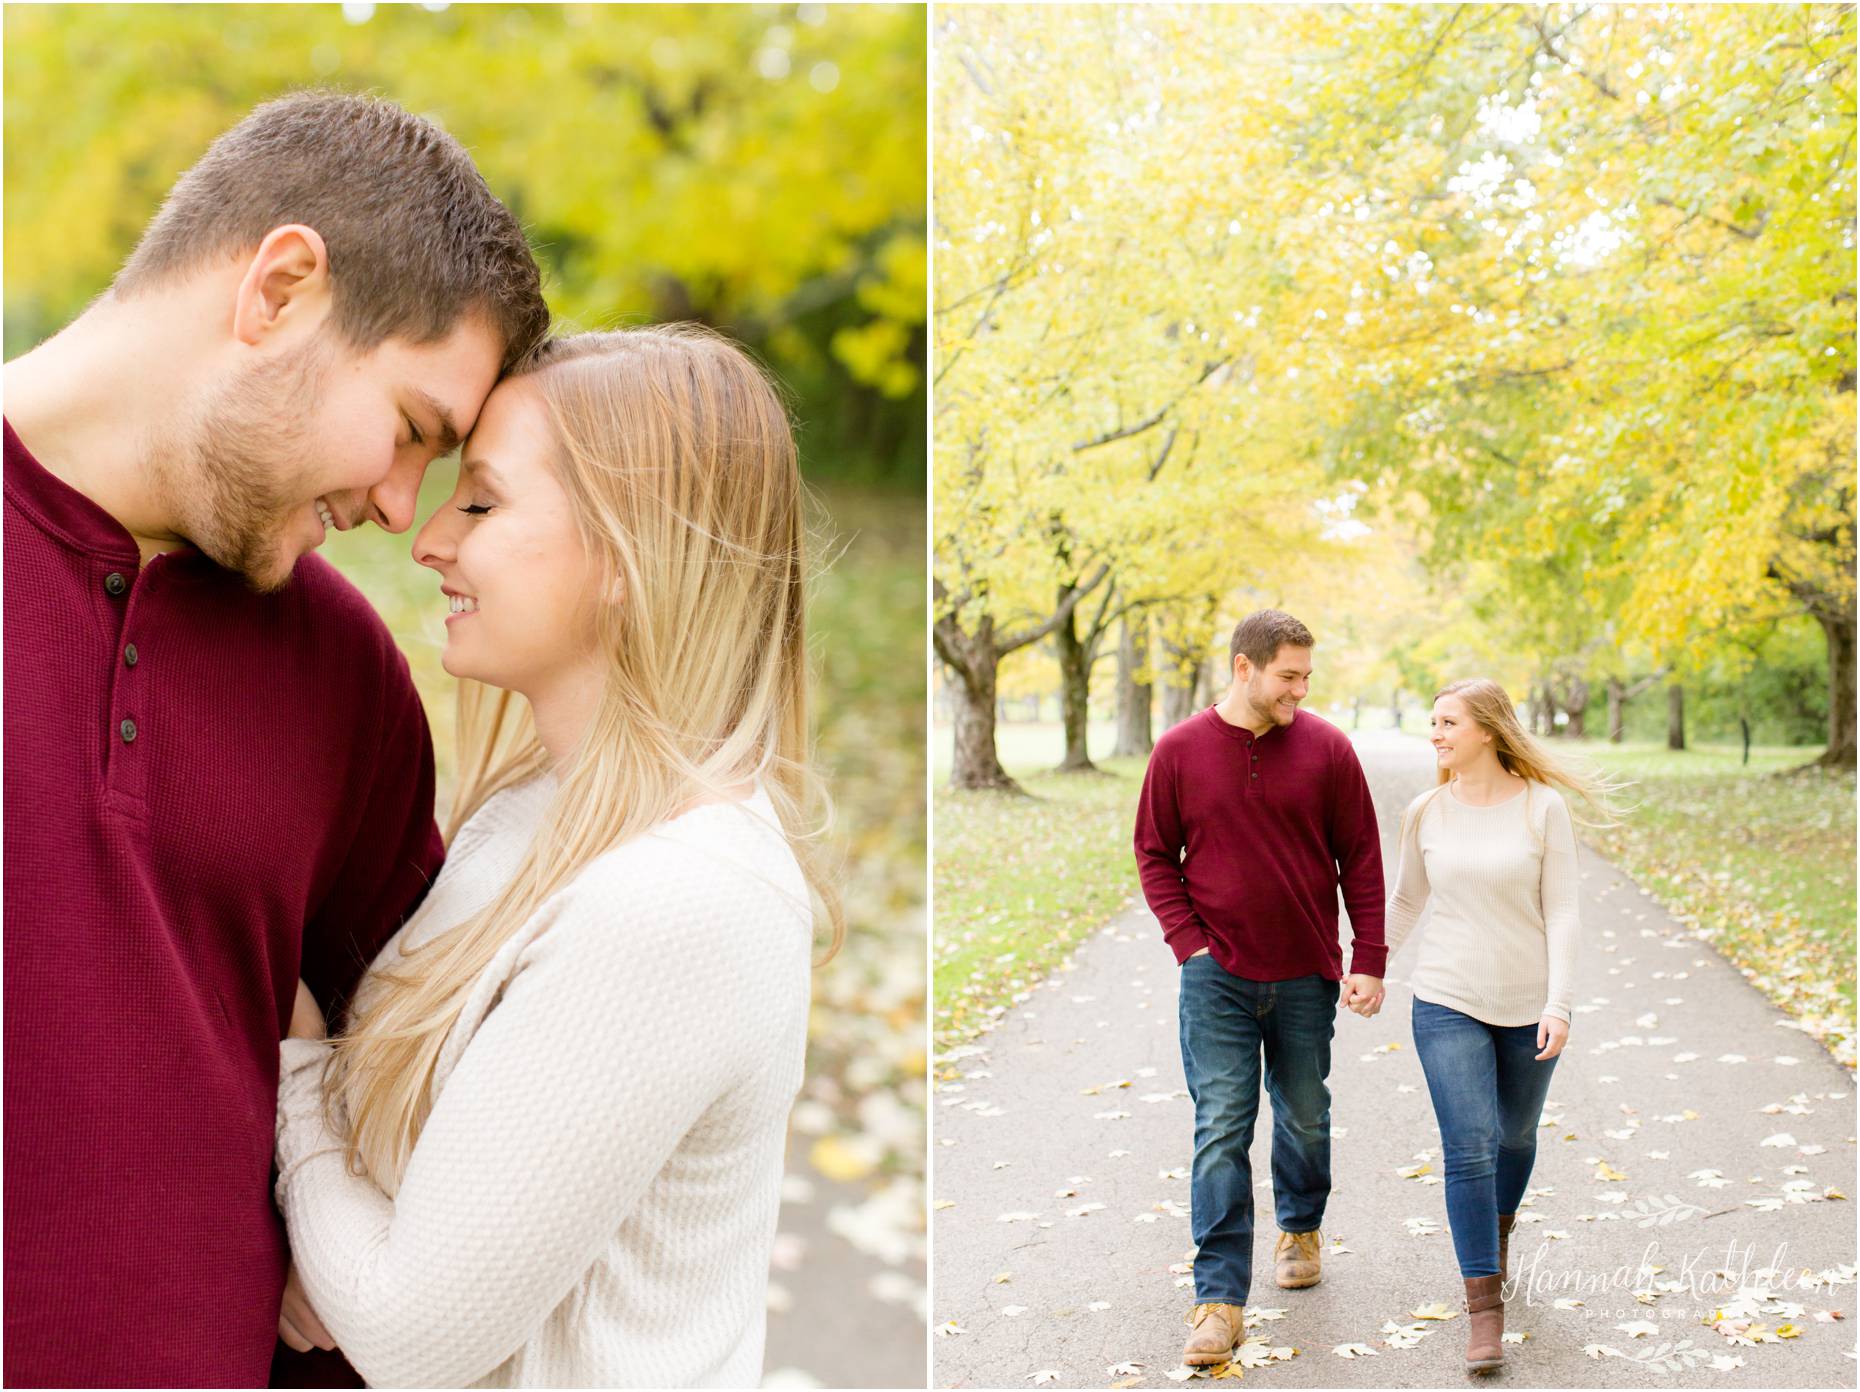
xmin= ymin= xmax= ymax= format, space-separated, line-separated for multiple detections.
xmin=1563 ymin=675 xmax=1589 ymax=740
xmin=1054 ymin=602 xmax=1096 ymax=773
xmin=938 ymin=614 xmax=1020 ymax=792
xmin=1740 ymin=715 xmax=1752 ymax=767
xmin=1160 ymin=638 xmax=1202 ymax=730
xmin=934 ymin=565 xmax=1111 ymax=791
xmin=1666 ymin=682 xmax=1686 ymax=752
xmin=1815 ymin=608 xmax=1857 ymax=769
xmin=1352 ymin=695 xmax=1363 ymax=730
xmin=1112 ymin=611 xmax=1154 ymax=757
xmin=1606 ymin=677 xmax=1625 ymax=744
xmin=1390 ymin=689 xmax=1402 ymax=733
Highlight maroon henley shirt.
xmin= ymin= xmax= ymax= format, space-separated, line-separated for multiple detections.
xmin=1134 ymin=705 xmax=1388 ymax=981
xmin=3 ymin=420 xmax=445 ymax=1388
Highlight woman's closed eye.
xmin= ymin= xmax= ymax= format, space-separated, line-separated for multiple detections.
xmin=458 ymin=502 xmax=495 ymax=516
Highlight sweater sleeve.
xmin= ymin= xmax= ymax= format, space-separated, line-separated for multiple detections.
xmin=1133 ymin=741 xmax=1213 ymax=961
xmin=1328 ymin=738 xmax=1388 ymax=978
xmin=1539 ymin=791 xmax=1581 ymax=1024
xmin=1382 ymin=796 xmax=1432 ymax=966
xmin=274 ymin=846 xmax=792 ymax=1388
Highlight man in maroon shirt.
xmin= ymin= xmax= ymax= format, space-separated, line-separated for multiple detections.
xmin=4 ymin=93 xmax=549 ymax=1388
xmin=1134 ymin=609 xmax=1388 ymax=1367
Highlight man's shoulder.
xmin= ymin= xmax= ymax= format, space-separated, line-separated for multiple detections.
xmin=281 ymin=553 xmax=400 ymax=647
xmin=1151 ymin=708 xmax=1214 ymax=758
xmin=1291 ymin=708 xmax=1355 ymax=754
xmin=266 ymin=554 xmax=416 ymax=696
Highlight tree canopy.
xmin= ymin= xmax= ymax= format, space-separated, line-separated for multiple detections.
xmin=934 ymin=3 xmax=1854 ymax=778
xmin=4 ymin=1 xmax=927 ymax=483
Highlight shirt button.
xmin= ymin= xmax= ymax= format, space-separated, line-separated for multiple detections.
xmin=119 ymin=718 xmax=138 ymax=744
xmin=124 ymin=644 xmax=139 ymax=667
xmin=104 ymin=572 xmax=128 ymax=596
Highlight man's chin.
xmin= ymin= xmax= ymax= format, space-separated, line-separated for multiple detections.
xmin=209 ymin=535 xmax=303 ymax=595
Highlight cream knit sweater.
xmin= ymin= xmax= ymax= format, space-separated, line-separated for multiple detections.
xmin=275 ymin=776 xmax=813 ymax=1388
xmin=1382 ymin=778 xmax=1581 ymax=1028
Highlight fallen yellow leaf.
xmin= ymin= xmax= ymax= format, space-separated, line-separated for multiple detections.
xmin=809 ymin=1134 xmax=877 ymax=1183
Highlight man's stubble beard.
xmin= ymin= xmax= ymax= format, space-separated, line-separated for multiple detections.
xmin=1245 ymin=674 xmax=1296 ymax=727
xmin=145 ymin=337 xmax=333 ymax=594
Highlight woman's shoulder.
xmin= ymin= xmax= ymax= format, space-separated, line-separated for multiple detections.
xmin=1404 ymin=785 xmax=1446 ymax=818
xmin=1522 ymin=779 xmax=1572 ymax=818
xmin=449 ymin=772 xmax=557 ymax=856
xmin=547 ymin=788 xmax=811 ymax=950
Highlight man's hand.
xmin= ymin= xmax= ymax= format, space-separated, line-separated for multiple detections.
xmin=1535 ymin=1014 xmax=1569 ymax=1061
xmin=1341 ymin=974 xmax=1385 ymax=1018
xmin=278 ymin=1261 xmax=335 ymax=1352
xmin=287 ymin=979 xmax=327 ymax=1041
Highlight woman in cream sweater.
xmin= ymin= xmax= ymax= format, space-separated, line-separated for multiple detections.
xmin=1378 ymin=678 xmax=1624 ymax=1377
xmin=272 ymin=326 xmax=838 ymax=1387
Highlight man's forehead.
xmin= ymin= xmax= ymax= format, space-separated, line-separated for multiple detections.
xmin=394 ymin=323 xmax=503 ymax=438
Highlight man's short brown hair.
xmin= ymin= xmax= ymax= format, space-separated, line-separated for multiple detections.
xmin=114 ymin=91 xmax=549 ymax=373
xmin=1229 ymin=609 xmax=1315 ymax=669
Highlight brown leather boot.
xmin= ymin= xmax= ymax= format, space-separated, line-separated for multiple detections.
xmin=1182 ymin=1302 xmax=1245 ymax=1366
xmin=1274 ymin=1228 xmax=1322 ymax=1288
xmin=1463 ymin=1275 xmax=1504 ymax=1373
xmin=1497 ymin=1213 xmax=1517 ymax=1288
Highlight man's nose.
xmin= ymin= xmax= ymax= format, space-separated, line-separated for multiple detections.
xmin=366 ymin=453 xmax=428 ymax=534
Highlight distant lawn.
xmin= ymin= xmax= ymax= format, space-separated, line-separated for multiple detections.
xmin=933 ymin=732 xmax=1143 ymax=1051
xmin=1574 ymin=740 xmax=1854 ymax=1068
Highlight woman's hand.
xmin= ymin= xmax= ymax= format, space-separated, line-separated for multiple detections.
xmin=1535 ymin=1014 xmax=1569 ymax=1061
xmin=278 ymin=1261 xmax=336 ymax=1352
xmin=288 ymin=979 xmax=327 ymax=1041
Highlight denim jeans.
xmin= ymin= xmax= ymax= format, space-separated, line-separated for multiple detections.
xmin=1410 ymin=996 xmax=1560 ymax=1280
xmin=1176 ymin=955 xmax=1337 ymax=1306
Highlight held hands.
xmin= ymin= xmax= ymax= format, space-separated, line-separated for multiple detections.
xmin=279 ymin=985 xmax=335 ymax=1354
xmin=278 ymin=1261 xmax=336 ymax=1353
xmin=1535 ymin=1014 xmax=1570 ymax=1061
xmin=1341 ymin=974 xmax=1385 ymax=1018
xmin=287 ymin=979 xmax=327 ymax=1041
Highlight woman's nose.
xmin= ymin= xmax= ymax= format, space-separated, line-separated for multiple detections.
xmin=411 ymin=504 xmax=457 ymax=570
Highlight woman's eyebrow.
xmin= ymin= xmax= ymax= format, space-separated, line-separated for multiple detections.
xmin=462 ymin=457 xmax=508 ymax=491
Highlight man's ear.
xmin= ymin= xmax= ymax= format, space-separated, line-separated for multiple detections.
xmin=231 ymin=224 xmax=331 ymax=346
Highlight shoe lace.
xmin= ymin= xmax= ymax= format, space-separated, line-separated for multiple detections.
xmin=1187 ymin=1302 xmax=1239 ymax=1328
xmin=1280 ymin=1229 xmax=1321 ymax=1257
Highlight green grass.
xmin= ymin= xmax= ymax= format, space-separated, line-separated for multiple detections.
xmin=1573 ymin=740 xmax=1855 ymax=1067
xmin=932 ymin=722 xmax=1147 ymax=1050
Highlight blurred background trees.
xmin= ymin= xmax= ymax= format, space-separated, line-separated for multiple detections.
xmin=5 ymin=5 xmax=925 ymax=1384
xmin=934 ymin=3 xmax=1853 ymax=780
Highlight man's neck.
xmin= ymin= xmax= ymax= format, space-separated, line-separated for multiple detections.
xmin=1213 ymin=689 xmax=1276 ymax=737
xmin=5 ymin=294 xmax=198 ymax=565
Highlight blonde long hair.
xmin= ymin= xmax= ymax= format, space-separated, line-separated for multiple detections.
xmin=325 ymin=325 xmax=842 ymax=1188
xmin=1408 ymin=677 xmax=1632 ymax=837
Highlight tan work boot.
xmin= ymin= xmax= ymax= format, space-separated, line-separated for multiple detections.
xmin=1274 ymin=1228 xmax=1322 ymax=1288
xmin=1182 ymin=1302 xmax=1245 ymax=1366
xmin=1463 ymin=1275 xmax=1505 ymax=1373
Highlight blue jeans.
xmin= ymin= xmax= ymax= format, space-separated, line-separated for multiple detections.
xmin=1411 ymin=996 xmax=1560 ymax=1280
xmin=1176 ymin=956 xmax=1337 ymax=1306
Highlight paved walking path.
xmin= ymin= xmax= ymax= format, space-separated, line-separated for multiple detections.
xmin=931 ymin=731 xmax=1856 ymax=1389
